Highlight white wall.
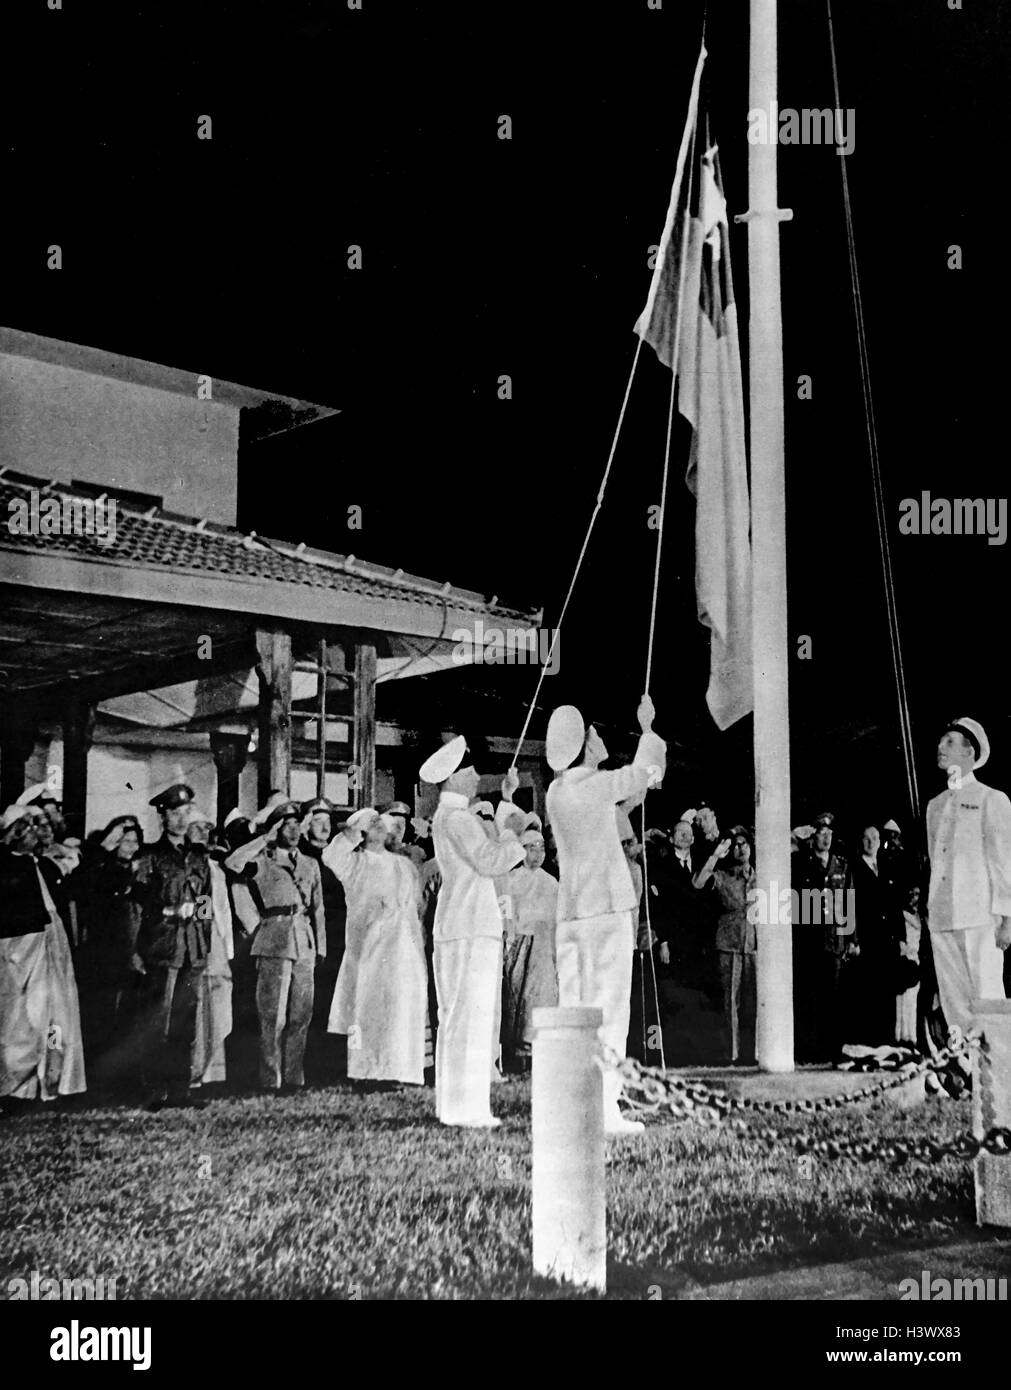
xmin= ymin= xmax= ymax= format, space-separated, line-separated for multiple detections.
xmin=87 ymin=745 xmax=220 ymax=841
xmin=28 ymin=737 xmax=399 ymax=835
xmin=31 ymin=735 xmax=218 ymax=840
xmin=0 ymin=353 xmax=240 ymax=525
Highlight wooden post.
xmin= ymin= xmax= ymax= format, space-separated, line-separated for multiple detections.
xmin=210 ymin=731 xmax=248 ymax=828
xmin=255 ymin=627 xmax=292 ymax=804
xmin=747 ymin=0 xmax=795 ymax=1072
xmin=62 ymin=694 xmax=94 ymax=842
xmin=972 ymin=1000 xmax=1011 ymax=1227
xmin=531 ymin=1005 xmax=607 ymax=1291
xmin=0 ymin=701 xmax=36 ymax=809
xmin=353 ymin=640 xmax=377 ymax=810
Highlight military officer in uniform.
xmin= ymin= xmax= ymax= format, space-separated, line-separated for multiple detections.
xmin=793 ymin=811 xmax=858 ymax=1062
xmin=133 ymin=784 xmax=213 ymax=1110
xmin=225 ymin=800 xmax=326 ymax=1093
xmin=926 ymin=718 xmax=1011 ymax=1045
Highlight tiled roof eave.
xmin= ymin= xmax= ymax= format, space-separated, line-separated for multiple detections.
xmin=0 ymin=538 xmax=538 ymax=639
xmin=0 ymin=473 xmax=539 ymax=628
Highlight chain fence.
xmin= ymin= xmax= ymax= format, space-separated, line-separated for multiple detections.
xmin=603 ymin=1028 xmax=1011 ymax=1169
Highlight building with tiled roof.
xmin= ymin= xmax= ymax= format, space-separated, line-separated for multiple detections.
xmin=0 ymin=332 xmax=547 ymax=832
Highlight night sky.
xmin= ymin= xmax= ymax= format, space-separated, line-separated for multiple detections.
xmin=4 ymin=0 xmax=1008 ymax=841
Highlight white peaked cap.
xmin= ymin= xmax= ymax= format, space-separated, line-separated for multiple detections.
xmin=520 ymin=828 xmax=544 ymax=846
xmin=1 ymin=804 xmax=30 ymax=832
xmin=346 ymin=807 xmax=380 ymax=830
xmin=419 ymin=734 xmax=468 ymax=784
xmin=951 ymin=716 xmax=989 ymax=770
xmin=223 ymin=808 xmax=248 ymax=829
xmin=15 ymin=782 xmax=50 ymax=807
xmin=524 ymin=812 xmax=542 ymax=832
xmin=882 ymin=818 xmax=901 ymax=833
xmin=546 ymin=705 xmax=585 ymax=771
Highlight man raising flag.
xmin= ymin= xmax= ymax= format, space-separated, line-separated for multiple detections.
xmin=635 ymin=45 xmax=752 ymax=731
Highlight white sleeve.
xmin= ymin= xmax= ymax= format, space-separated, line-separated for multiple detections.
xmin=983 ymin=789 xmax=1011 ymax=919
xmin=322 ymin=834 xmax=360 ymax=887
xmin=494 ymin=800 xmax=520 ymax=834
xmin=595 ymin=764 xmax=652 ymax=805
xmin=632 ymin=730 xmax=667 ymax=784
xmin=445 ymin=812 xmax=526 ymax=878
xmin=594 ymin=731 xmax=668 ymax=805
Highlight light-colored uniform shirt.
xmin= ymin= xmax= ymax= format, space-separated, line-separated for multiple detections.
xmin=926 ymin=772 xmax=1011 ymax=931
xmin=546 ymin=731 xmax=666 ymax=923
xmin=432 ymin=792 xmax=525 ymax=942
xmin=244 ymin=848 xmax=326 ymax=961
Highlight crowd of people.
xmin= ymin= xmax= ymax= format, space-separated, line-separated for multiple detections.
xmin=1 ymin=710 xmax=1008 ymax=1122
xmin=632 ymin=809 xmax=933 ymax=1067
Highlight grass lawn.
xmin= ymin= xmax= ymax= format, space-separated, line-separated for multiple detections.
xmin=0 ymin=1079 xmax=997 ymax=1299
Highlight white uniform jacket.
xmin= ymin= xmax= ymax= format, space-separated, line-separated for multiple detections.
xmin=547 ymin=730 xmax=667 ymax=923
xmin=926 ymin=773 xmax=1011 ymax=931
xmin=432 ymin=792 xmax=525 ymax=943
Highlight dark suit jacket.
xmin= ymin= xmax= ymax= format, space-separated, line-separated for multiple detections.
xmin=646 ymin=853 xmax=706 ymax=944
xmin=66 ymin=849 xmax=141 ymax=977
xmin=796 ymin=848 xmax=856 ymax=955
xmin=0 ymin=846 xmax=52 ymax=938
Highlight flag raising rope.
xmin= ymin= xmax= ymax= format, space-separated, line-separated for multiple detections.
xmin=826 ymin=0 xmax=921 ymax=827
xmin=634 ymin=46 xmax=754 ymax=733
xmin=510 ymin=337 xmax=644 ymax=772
xmin=510 ymin=35 xmax=747 ymax=1072
xmin=633 ymin=38 xmax=753 ymax=1067
xmin=512 ymin=36 xmax=746 ymax=768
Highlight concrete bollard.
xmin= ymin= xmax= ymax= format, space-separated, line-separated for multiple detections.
xmin=972 ymin=999 xmax=1011 ymax=1228
xmin=531 ymin=1005 xmax=607 ymax=1291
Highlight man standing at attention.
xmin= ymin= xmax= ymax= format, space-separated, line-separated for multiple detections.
xmin=133 ymin=784 xmax=212 ymax=1110
xmin=545 ymin=694 xmax=666 ymax=1135
xmin=793 ymin=811 xmax=856 ymax=1062
xmin=926 ymin=718 xmax=1011 ymax=1045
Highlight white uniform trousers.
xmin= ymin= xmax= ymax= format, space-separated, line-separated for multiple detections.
xmin=434 ymin=937 xmax=503 ymax=1124
xmin=930 ymin=924 xmax=1006 ymax=1036
xmin=556 ymin=910 xmax=634 ymax=1126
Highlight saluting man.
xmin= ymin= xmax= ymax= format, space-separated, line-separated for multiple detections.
xmin=224 ymin=800 xmax=326 ymax=1093
xmin=422 ymin=735 xmax=526 ymax=1128
xmin=926 ymin=718 xmax=1011 ymax=1041
xmin=323 ymin=807 xmax=429 ymax=1086
xmin=545 ymin=695 xmax=666 ymax=1135
xmin=133 ymin=783 xmax=213 ymax=1110
xmin=384 ymin=800 xmax=428 ymax=867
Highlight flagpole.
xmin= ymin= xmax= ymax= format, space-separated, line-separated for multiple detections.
xmin=744 ymin=0 xmax=794 ymax=1071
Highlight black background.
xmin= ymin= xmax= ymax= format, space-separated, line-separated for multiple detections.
xmin=3 ymin=1297 xmax=1002 ymax=1365
xmin=3 ymin=0 xmax=1008 ymax=840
